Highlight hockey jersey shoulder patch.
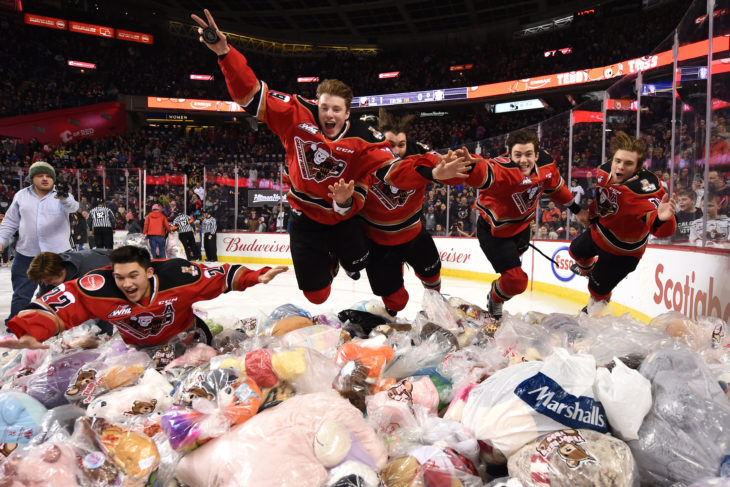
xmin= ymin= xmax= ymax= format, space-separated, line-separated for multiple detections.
xmin=154 ymin=259 xmax=202 ymax=291
xmin=625 ymin=170 xmax=662 ymax=195
xmin=535 ymin=149 xmax=555 ymax=168
xmin=346 ymin=118 xmax=386 ymax=143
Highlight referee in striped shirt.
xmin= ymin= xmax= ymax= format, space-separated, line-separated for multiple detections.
xmin=172 ymin=212 xmax=199 ymax=261
xmin=202 ymin=210 xmax=217 ymax=262
xmin=87 ymin=201 xmax=116 ymax=249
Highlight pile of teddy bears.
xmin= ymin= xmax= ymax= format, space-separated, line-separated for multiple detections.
xmin=0 ymin=291 xmax=728 ymax=487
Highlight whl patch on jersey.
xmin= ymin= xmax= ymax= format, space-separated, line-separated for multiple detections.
xmin=79 ymin=274 xmax=105 ymax=291
xmin=294 ymin=137 xmax=346 ymax=182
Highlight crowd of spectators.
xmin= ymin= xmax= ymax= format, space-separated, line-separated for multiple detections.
xmin=0 ymin=0 xmax=694 ymax=117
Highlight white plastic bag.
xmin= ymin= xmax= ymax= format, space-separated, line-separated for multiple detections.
xmin=593 ymin=358 xmax=651 ymax=441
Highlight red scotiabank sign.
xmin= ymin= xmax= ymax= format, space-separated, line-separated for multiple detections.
xmin=0 ymin=102 xmax=127 ymax=144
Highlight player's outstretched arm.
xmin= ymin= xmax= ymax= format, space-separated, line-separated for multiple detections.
xmin=433 ymin=149 xmax=469 ymax=181
xmin=258 ymin=265 xmax=289 ymax=284
xmin=657 ymin=193 xmax=677 ymax=221
xmin=0 ymin=334 xmax=49 ymax=350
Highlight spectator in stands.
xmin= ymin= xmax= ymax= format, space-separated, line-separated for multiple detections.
xmin=570 ymin=179 xmax=585 ymax=207
xmin=0 ymin=161 xmax=78 ymax=326
xmin=707 ymin=170 xmax=730 ymax=216
xmin=672 ymin=189 xmax=702 ymax=243
xmin=690 ymin=192 xmax=730 ymax=247
xmin=144 ymin=204 xmax=172 ymax=258
xmin=126 ymin=212 xmax=143 ymax=234
xmin=541 ymin=201 xmax=562 ymax=231
xmin=71 ymin=211 xmax=88 ymax=250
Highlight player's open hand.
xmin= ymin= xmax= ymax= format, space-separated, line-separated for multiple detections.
xmin=433 ymin=149 xmax=469 ymax=181
xmin=327 ymin=179 xmax=355 ymax=205
xmin=0 ymin=334 xmax=49 ymax=350
xmin=258 ymin=265 xmax=289 ymax=284
xmin=191 ymin=9 xmax=229 ymax=56
xmin=657 ymin=193 xmax=677 ymax=221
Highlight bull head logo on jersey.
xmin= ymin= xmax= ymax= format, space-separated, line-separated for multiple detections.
xmin=370 ymin=178 xmax=415 ymax=210
xmin=511 ymin=183 xmax=543 ymax=213
xmin=596 ymin=187 xmax=619 ymax=217
xmin=294 ymin=137 xmax=346 ymax=182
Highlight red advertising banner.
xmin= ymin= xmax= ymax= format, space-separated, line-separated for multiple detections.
xmin=467 ymin=36 xmax=730 ymax=100
xmin=116 ymin=29 xmax=154 ymax=45
xmin=205 ymin=173 xmax=291 ymax=191
xmin=0 ymin=102 xmax=127 ymax=144
xmin=449 ymin=64 xmax=474 ymax=71
xmin=69 ymin=21 xmax=114 ymax=38
xmin=572 ymin=110 xmax=603 ymax=124
xmin=148 ymin=97 xmax=245 ymax=112
xmin=571 ymin=168 xmax=599 ymax=178
xmin=24 ymin=13 xmax=66 ymax=30
xmin=606 ymin=99 xmax=638 ymax=111
xmin=145 ymin=174 xmax=186 ymax=185
xmin=190 ymin=74 xmax=214 ymax=81
xmin=379 ymin=72 xmax=400 ymax=79
xmin=68 ymin=60 xmax=96 ymax=69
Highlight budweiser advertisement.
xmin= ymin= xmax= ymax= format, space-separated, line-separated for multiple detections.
xmin=147 ymin=97 xmax=245 ymax=112
xmin=0 ymin=102 xmax=127 ymax=144
xmin=69 ymin=21 xmax=114 ymax=38
xmin=24 ymin=13 xmax=66 ymax=30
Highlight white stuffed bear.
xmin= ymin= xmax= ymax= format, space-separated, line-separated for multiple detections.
xmin=86 ymin=368 xmax=173 ymax=422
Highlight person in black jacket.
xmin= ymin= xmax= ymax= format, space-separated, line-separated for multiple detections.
xmin=126 ymin=211 xmax=143 ymax=234
xmin=71 ymin=211 xmax=88 ymax=250
xmin=26 ymin=248 xmax=114 ymax=334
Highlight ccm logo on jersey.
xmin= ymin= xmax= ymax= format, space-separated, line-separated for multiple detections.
xmin=79 ymin=274 xmax=105 ymax=291
xmin=335 ymin=146 xmax=354 ymax=154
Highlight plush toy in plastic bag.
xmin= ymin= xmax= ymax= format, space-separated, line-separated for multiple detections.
xmin=86 ymin=368 xmax=173 ymax=423
xmin=461 ymin=348 xmax=608 ymax=459
xmin=629 ymin=347 xmax=730 ymax=486
xmin=0 ymin=439 xmax=83 ymax=486
xmin=71 ymin=416 xmax=160 ymax=486
xmin=165 ymin=232 xmax=187 ymax=258
xmin=175 ymin=392 xmax=386 ymax=487
xmin=123 ymin=232 xmax=151 ymax=253
xmin=163 ymin=367 xmax=261 ymax=450
xmin=0 ymin=391 xmax=47 ymax=445
xmin=593 ymin=358 xmax=651 ymax=441
xmin=25 ymin=350 xmax=101 ymax=408
xmin=65 ymin=347 xmax=151 ymax=407
xmin=508 ymin=428 xmax=639 ymax=487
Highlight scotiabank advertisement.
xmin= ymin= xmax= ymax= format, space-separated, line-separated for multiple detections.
xmin=215 ymin=233 xmax=730 ymax=322
xmin=0 ymin=102 xmax=127 ymax=144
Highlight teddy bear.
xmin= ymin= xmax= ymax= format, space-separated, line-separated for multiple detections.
xmin=86 ymin=368 xmax=173 ymax=423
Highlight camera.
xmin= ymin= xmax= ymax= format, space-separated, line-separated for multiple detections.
xmin=55 ymin=182 xmax=69 ymax=198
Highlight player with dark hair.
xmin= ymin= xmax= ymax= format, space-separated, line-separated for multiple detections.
xmin=192 ymin=9 xmax=467 ymax=305
xmin=451 ymin=130 xmax=588 ymax=319
xmin=356 ymin=109 xmax=460 ymax=315
xmin=1 ymin=245 xmax=288 ymax=349
xmin=569 ymin=131 xmax=676 ymax=313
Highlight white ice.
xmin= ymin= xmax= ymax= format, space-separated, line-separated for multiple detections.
xmin=0 ymin=262 xmax=582 ymax=327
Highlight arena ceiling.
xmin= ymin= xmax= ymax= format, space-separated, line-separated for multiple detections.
xmin=136 ymin=0 xmax=605 ymax=46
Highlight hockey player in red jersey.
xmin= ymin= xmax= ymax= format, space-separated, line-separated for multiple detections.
xmin=192 ymin=10 xmax=465 ymax=305
xmin=453 ymin=130 xmax=588 ymax=319
xmin=359 ymin=109 xmax=466 ymax=315
xmin=569 ymin=131 xmax=676 ymax=313
xmin=1 ymin=245 xmax=288 ymax=349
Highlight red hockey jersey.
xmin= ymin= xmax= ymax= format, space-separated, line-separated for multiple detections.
xmin=590 ymin=163 xmax=676 ymax=257
xmin=359 ymin=141 xmax=446 ymax=245
xmin=8 ymin=259 xmax=270 ymax=346
xmin=219 ymin=47 xmax=435 ymax=225
xmin=465 ymin=150 xmax=574 ymax=238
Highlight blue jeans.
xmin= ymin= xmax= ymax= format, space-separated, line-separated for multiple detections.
xmin=7 ymin=252 xmax=38 ymax=325
xmin=149 ymin=235 xmax=166 ymax=258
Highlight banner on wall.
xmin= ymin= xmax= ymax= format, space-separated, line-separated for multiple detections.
xmin=214 ymin=232 xmax=730 ymax=322
xmin=204 ymin=173 xmax=291 ymax=191
xmin=571 ymin=110 xmax=603 ymax=124
xmin=0 ymin=102 xmax=127 ymax=144
xmin=247 ymin=190 xmax=289 ymax=207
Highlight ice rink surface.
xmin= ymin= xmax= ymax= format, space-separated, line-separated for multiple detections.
xmin=0 ymin=260 xmax=583 ymax=327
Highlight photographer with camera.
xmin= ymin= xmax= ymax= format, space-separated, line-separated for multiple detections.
xmin=0 ymin=161 xmax=78 ymax=328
